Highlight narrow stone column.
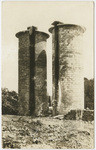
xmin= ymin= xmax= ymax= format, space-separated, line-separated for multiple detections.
xmin=49 ymin=21 xmax=85 ymax=115
xmin=16 ymin=26 xmax=49 ymax=116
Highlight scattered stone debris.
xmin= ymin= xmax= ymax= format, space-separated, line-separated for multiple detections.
xmin=64 ymin=109 xmax=94 ymax=121
xmin=2 ymin=115 xmax=94 ymax=149
xmin=53 ymin=115 xmax=64 ymax=120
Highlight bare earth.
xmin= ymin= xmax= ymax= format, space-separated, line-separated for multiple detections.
xmin=2 ymin=115 xmax=94 ymax=149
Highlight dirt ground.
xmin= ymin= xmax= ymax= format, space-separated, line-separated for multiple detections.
xmin=2 ymin=115 xmax=94 ymax=149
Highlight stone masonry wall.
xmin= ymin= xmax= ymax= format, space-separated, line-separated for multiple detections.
xmin=17 ymin=32 xmax=30 ymax=115
xmin=16 ymin=28 xmax=49 ymax=116
xmin=49 ymin=23 xmax=85 ymax=115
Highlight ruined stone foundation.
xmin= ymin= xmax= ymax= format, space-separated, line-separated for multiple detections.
xmin=16 ymin=26 xmax=49 ymax=116
xmin=49 ymin=21 xmax=85 ymax=115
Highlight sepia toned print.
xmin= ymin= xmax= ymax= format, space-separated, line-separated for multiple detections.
xmin=1 ymin=1 xmax=94 ymax=149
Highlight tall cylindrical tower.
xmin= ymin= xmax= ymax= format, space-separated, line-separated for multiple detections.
xmin=16 ymin=26 xmax=49 ymax=116
xmin=49 ymin=21 xmax=85 ymax=115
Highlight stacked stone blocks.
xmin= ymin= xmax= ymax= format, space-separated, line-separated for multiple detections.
xmin=49 ymin=22 xmax=85 ymax=115
xmin=16 ymin=22 xmax=87 ymax=117
xmin=16 ymin=27 xmax=49 ymax=116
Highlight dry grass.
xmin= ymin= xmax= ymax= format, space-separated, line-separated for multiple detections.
xmin=2 ymin=115 xmax=94 ymax=149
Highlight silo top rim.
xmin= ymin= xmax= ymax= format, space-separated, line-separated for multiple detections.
xmin=15 ymin=30 xmax=49 ymax=39
xmin=49 ymin=24 xmax=86 ymax=33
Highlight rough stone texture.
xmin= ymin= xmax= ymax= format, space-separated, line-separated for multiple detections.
xmin=49 ymin=22 xmax=85 ymax=114
xmin=17 ymin=32 xmax=30 ymax=115
xmin=16 ymin=27 xmax=49 ymax=116
xmin=82 ymin=110 xmax=94 ymax=121
xmin=64 ymin=109 xmax=94 ymax=121
xmin=2 ymin=115 xmax=94 ymax=149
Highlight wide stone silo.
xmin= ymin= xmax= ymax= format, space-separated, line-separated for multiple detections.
xmin=49 ymin=21 xmax=85 ymax=115
xmin=16 ymin=26 xmax=49 ymax=116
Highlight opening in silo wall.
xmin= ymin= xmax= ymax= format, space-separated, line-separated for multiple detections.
xmin=35 ymin=50 xmax=47 ymax=116
xmin=34 ymin=32 xmax=49 ymax=116
xmin=16 ymin=27 xmax=49 ymax=116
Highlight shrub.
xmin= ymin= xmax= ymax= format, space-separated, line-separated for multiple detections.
xmin=84 ymin=78 xmax=94 ymax=110
xmin=2 ymin=88 xmax=18 ymax=115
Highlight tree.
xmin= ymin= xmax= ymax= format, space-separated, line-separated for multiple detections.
xmin=2 ymin=88 xmax=18 ymax=115
xmin=84 ymin=78 xmax=94 ymax=110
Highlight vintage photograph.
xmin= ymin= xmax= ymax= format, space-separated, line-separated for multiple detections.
xmin=1 ymin=1 xmax=94 ymax=149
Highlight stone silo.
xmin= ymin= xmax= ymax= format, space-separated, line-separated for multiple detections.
xmin=49 ymin=21 xmax=85 ymax=115
xmin=16 ymin=26 xmax=49 ymax=116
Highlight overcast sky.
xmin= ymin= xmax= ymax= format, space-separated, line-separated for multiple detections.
xmin=2 ymin=1 xmax=94 ymax=95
